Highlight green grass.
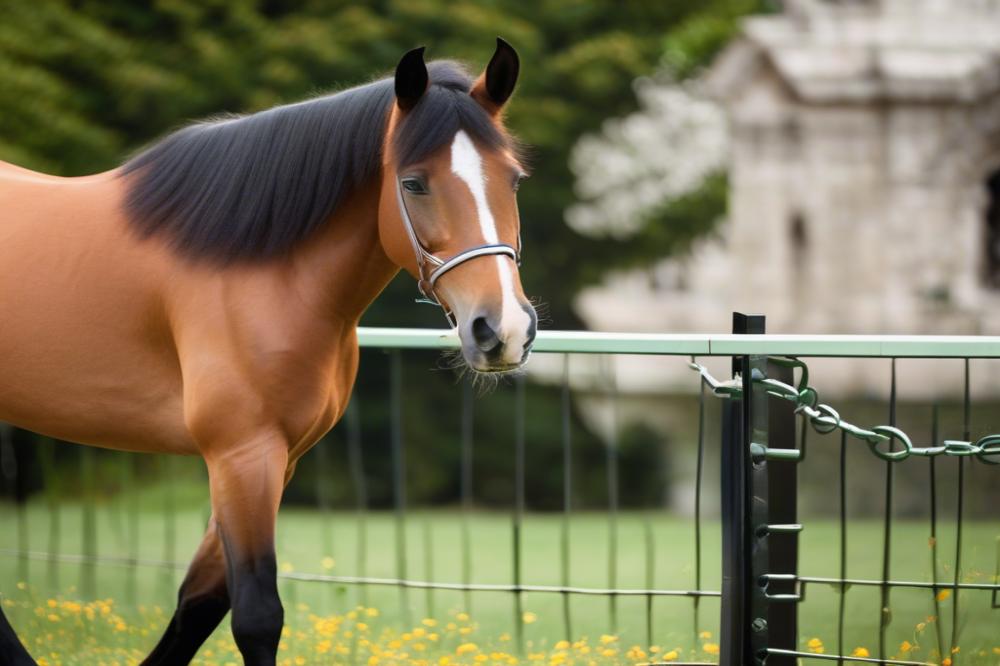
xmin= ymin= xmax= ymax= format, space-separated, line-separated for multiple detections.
xmin=2 ymin=497 xmax=1000 ymax=664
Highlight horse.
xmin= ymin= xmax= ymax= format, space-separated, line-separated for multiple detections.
xmin=0 ymin=39 xmax=537 ymax=665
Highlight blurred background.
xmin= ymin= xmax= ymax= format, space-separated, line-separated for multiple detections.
xmin=3 ymin=0 xmax=1000 ymax=661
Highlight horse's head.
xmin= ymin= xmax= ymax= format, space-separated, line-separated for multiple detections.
xmin=379 ymin=40 xmax=537 ymax=373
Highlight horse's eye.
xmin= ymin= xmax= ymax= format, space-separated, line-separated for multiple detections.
xmin=402 ymin=177 xmax=428 ymax=195
xmin=513 ymin=174 xmax=527 ymax=192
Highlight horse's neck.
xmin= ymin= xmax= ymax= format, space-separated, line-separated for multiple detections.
xmin=291 ymin=180 xmax=398 ymax=326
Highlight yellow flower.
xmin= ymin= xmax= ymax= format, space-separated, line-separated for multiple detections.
xmin=522 ymin=611 xmax=538 ymax=624
xmin=600 ymin=648 xmax=616 ymax=657
xmin=936 ymin=589 xmax=951 ymax=602
xmin=366 ymin=607 xmax=379 ymax=617
xmin=625 ymin=645 xmax=647 ymax=660
xmin=663 ymin=649 xmax=679 ymax=661
xmin=807 ymin=637 xmax=824 ymax=654
xmin=899 ymin=640 xmax=913 ymax=653
xmin=852 ymin=647 xmax=870 ymax=657
xmin=703 ymin=643 xmax=720 ymax=655
xmin=554 ymin=640 xmax=570 ymax=650
xmin=422 ymin=618 xmax=437 ymax=627
xmin=279 ymin=562 xmax=294 ymax=573
xmin=456 ymin=642 xmax=478 ymax=655
xmin=698 ymin=630 xmax=712 ymax=639
xmin=456 ymin=612 xmax=470 ymax=622
xmin=599 ymin=634 xmax=617 ymax=645
xmin=321 ymin=556 xmax=335 ymax=570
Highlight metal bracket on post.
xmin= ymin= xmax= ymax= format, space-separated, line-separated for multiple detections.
xmin=765 ymin=359 xmax=800 ymax=661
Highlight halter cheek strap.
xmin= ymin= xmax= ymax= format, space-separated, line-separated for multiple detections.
xmin=396 ymin=178 xmax=521 ymax=327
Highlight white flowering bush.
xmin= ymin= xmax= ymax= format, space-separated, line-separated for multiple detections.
xmin=566 ymin=75 xmax=728 ymax=239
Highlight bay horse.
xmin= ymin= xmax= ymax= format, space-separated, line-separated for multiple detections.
xmin=0 ymin=40 xmax=536 ymax=665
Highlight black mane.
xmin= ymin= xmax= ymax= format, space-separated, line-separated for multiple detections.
xmin=121 ymin=61 xmax=507 ymax=262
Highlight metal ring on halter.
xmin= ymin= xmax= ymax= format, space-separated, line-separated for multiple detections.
xmin=396 ymin=178 xmax=521 ymax=327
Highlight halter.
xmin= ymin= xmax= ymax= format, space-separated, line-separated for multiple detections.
xmin=396 ymin=178 xmax=520 ymax=327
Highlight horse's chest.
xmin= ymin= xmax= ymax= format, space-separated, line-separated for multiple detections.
xmin=274 ymin=341 xmax=359 ymax=454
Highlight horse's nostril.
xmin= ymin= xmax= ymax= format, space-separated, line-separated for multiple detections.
xmin=471 ymin=316 xmax=503 ymax=354
xmin=522 ymin=304 xmax=538 ymax=350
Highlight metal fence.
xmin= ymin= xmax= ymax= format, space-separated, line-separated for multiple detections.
xmin=2 ymin=313 xmax=1000 ymax=664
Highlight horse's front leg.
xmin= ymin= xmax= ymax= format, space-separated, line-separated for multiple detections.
xmin=142 ymin=517 xmax=230 ymax=665
xmin=205 ymin=432 xmax=288 ymax=666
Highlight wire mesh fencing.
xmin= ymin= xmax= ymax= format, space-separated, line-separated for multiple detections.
xmin=1 ymin=316 xmax=999 ymax=665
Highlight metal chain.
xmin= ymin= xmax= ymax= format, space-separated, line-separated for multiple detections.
xmin=689 ymin=356 xmax=1000 ymax=464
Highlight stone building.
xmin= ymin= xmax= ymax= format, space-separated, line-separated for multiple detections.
xmin=568 ymin=0 xmax=1000 ymax=399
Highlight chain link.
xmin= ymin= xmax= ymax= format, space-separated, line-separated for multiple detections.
xmin=688 ymin=356 xmax=1000 ymax=464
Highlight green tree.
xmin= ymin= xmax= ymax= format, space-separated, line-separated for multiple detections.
xmin=0 ymin=0 xmax=760 ymax=327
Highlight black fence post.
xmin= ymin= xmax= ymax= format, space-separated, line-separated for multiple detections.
xmin=720 ymin=312 xmax=765 ymax=665
xmin=721 ymin=312 xmax=802 ymax=665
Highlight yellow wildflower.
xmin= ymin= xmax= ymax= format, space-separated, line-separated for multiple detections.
xmin=703 ymin=643 xmax=720 ymax=655
xmin=852 ymin=647 xmax=870 ymax=657
xmin=626 ymin=645 xmax=647 ymax=660
xmin=522 ymin=611 xmax=538 ymax=624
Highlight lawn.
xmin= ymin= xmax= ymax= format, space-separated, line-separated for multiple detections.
xmin=2 ymin=497 xmax=999 ymax=665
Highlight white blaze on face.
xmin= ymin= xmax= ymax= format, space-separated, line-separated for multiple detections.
xmin=449 ymin=130 xmax=530 ymax=361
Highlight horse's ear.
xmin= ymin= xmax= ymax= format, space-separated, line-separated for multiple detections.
xmin=395 ymin=46 xmax=428 ymax=111
xmin=472 ymin=37 xmax=519 ymax=115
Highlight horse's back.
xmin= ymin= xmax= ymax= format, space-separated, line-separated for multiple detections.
xmin=0 ymin=161 xmax=195 ymax=453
